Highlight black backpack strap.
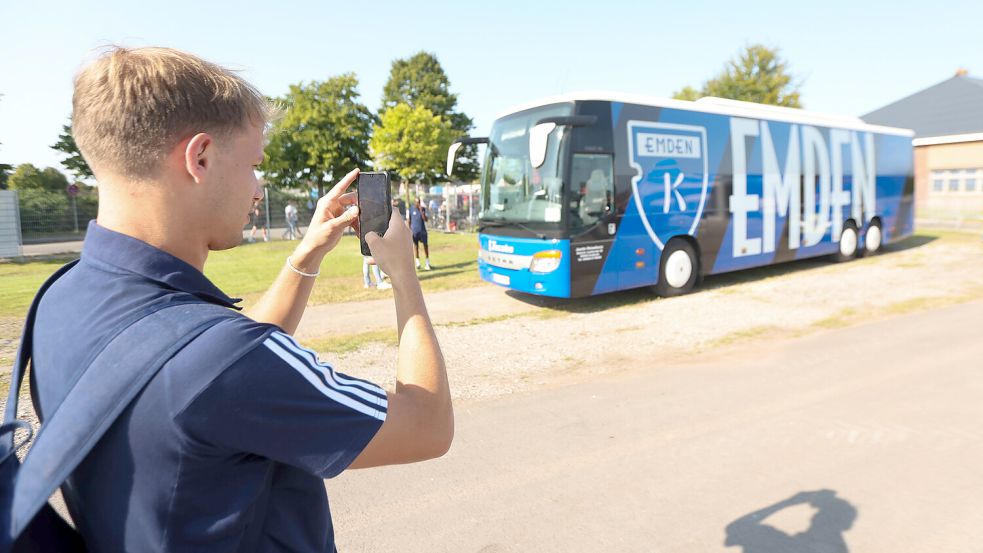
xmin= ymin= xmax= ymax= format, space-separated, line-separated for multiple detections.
xmin=4 ymin=301 xmax=233 ymax=543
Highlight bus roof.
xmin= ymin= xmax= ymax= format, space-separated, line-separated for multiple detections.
xmin=494 ymin=91 xmax=915 ymax=137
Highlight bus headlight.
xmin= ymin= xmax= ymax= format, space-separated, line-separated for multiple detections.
xmin=529 ymin=250 xmax=562 ymax=274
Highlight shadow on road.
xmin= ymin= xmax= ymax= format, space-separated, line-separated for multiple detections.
xmin=417 ymin=268 xmax=471 ymax=281
xmin=425 ymin=260 xmax=475 ymax=271
xmin=724 ymin=489 xmax=857 ymax=553
xmin=504 ymin=232 xmax=940 ymax=315
xmin=884 ymin=232 xmax=938 ymax=252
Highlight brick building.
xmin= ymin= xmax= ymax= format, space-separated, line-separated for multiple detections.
xmin=863 ymin=70 xmax=983 ymax=223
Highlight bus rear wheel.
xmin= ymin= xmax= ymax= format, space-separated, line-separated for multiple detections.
xmin=864 ymin=219 xmax=883 ymax=255
xmin=834 ymin=224 xmax=859 ymax=262
xmin=656 ymin=240 xmax=698 ymax=297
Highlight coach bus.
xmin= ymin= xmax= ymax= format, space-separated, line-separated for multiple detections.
xmin=446 ymin=93 xmax=914 ymax=298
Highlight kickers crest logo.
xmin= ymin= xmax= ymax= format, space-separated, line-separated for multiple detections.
xmin=627 ymin=121 xmax=709 ymax=250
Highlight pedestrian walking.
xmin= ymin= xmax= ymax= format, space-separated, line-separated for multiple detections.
xmin=407 ymin=197 xmax=431 ymax=270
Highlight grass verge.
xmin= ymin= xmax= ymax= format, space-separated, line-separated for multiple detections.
xmin=0 ymin=233 xmax=481 ymax=318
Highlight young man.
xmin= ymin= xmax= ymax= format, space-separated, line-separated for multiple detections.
xmin=31 ymin=47 xmax=451 ymax=551
xmin=407 ymin=197 xmax=431 ymax=270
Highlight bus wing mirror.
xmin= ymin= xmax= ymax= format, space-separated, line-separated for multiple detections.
xmin=446 ymin=142 xmax=463 ymax=176
xmin=446 ymin=136 xmax=489 ymax=176
xmin=529 ymin=123 xmax=556 ymax=169
xmin=529 ymin=116 xmax=597 ymax=169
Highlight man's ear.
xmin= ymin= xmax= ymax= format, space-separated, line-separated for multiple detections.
xmin=184 ymin=132 xmax=214 ymax=184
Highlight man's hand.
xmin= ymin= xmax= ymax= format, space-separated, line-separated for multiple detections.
xmin=296 ymin=168 xmax=360 ymax=261
xmin=364 ymin=210 xmax=415 ymax=283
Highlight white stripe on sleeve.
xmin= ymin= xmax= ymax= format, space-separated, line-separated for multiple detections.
xmin=269 ymin=332 xmax=387 ymax=403
xmin=263 ymin=338 xmax=386 ymax=421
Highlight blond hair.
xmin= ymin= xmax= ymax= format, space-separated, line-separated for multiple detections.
xmin=72 ymin=46 xmax=272 ymax=179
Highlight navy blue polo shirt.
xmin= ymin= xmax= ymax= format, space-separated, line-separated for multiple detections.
xmin=407 ymin=206 xmax=427 ymax=236
xmin=32 ymin=221 xmax=386 ymax=552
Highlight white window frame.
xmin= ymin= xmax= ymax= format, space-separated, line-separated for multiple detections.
xmin=929 ymin=168 xmax=983 ymax=194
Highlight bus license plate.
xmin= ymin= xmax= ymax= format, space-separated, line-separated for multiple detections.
xmin=492 ymin=273 xmax=510 ymax=286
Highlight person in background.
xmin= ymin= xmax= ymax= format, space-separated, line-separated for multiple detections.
xmin=284 ymin=199 xmax=300 ymax=240
xmin=362 ymin=256 xmax=390 ymax=289
xmin=428 ymin=197 xmax=439 ymax=229
xmin=407 ymin=197 xmax=431 ymax=270
xmin=248 ymin=203 xmax=268 ymax=242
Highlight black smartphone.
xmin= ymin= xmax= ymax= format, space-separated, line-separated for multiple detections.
xmin=356 ymin=171 xmax=392 ymax=256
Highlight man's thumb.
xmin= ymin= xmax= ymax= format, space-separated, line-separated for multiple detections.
xmin=364 ymin=231 xmax=382 ymax=253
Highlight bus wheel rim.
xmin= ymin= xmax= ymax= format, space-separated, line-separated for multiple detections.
xmin=866 ymin=226 xmax=882 ymax=252
xmin=840 ymin=228 xmax=857 ymax=257
xmin=665 ymin=250 xmax=692 ymax=288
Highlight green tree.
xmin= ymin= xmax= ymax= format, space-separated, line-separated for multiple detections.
xmin=672 ymin=44 xmax=801 ymax=107
xmin=0 ymin=164 xmax=11 ymax=190
xmin=8 ymin=163 xmax=70 ymax=193
xmin=370 ymin=103 xmax=456 ymax=189
xmin=261 ymin=73 xmax=374 ymax=197
xmin=0 ymin=94 xmax=9 ymax=189
xmin=381 ymin=51 xmax=478 ymax=181
xmin=51 ymin=121 xmax=94 ymax=180
xmin=671 ymin=85 xmax=702 ymax=102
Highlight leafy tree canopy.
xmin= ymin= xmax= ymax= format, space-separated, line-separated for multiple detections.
xmin=672 ymin=44 xmax=802 ymax=108
xmin=370 ymin=103 xmax=456 ymax=185
xmin=7 ymin=163 xmax=70 ymax=193
xmin=381 ymin=52 xmax=478 ymax=181
xmin=261 ymin=73 xmax=374 ymax=197
xmin=51 ymin=121 xmax=94 ymax=180
xmin=0 ymin=164 xmax=11 ymax=190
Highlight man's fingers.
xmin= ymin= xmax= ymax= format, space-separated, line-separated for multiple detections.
xmin=364 ymin=231 xmax=381 ymax=250
xmin=326 ymin=168 xmax=359 ymax=200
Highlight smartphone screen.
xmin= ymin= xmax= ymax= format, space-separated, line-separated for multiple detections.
xmin=357 ymin=172 xmax=392 ymax=256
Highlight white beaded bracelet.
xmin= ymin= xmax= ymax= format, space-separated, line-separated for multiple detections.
xmin=286 ymin=256 xmax=320 ymax=278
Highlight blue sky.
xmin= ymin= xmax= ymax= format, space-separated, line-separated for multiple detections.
xmin=1 ymin=0 xmax=981 ymax=176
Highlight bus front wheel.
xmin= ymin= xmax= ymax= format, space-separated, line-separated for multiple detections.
xmin=656 ymin=240 xmax=698 ymax=297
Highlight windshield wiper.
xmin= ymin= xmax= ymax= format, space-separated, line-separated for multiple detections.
xmin=477 ymin=219 xmax=506 ymax=231
xmin=478 ymin=219 xmax=547 ymax=240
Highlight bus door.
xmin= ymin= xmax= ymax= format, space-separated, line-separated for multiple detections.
xmin=568 ymin=153 xmax=617 ymax=297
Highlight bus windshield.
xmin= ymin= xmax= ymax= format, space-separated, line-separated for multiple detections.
xmin=480 ymin=103 xmax=573 ymax=226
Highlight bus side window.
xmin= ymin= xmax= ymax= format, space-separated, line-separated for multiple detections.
xmin=570 ymin=153 xmax=614 ymax=230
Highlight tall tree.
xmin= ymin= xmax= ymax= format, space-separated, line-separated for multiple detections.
xmin=0 ymin=164 xmax=11 ymax=190
xmin=8 ymin=164 xmax=70 ymax=192
xmin=370 ymin=103 xmax=456 ymax=188
xmin=672 ymin=44 xmax=802 ymax=107
xmin=0 ymin=94 xmax=8 ymax=189
xmin=51 ymin=121 xmax=94 ymax=180
xmin=261 ymin=73 xmax=374 ymax=197
xmin=381 ymin=52 xmax=478 ymax=181
xmin=671 ymin=86 xmax=702 ymax=102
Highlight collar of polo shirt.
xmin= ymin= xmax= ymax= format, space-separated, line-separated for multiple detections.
xmin=81 ymin=221 xmax=243 ymax=310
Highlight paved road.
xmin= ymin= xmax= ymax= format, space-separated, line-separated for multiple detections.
xmin=327 ymin=300 xmax=983 ymax=552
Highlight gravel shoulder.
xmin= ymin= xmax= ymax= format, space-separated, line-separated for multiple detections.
xmin=321 ymin=232 xmax=983 ymax=402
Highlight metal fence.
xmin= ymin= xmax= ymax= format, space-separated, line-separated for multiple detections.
xmin=16 ymin=189 xmax=97 ymax=243
xmin=9 ymin=185 xmax=480 ymax=246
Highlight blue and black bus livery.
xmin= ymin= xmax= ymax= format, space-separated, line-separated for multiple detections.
xmin=448 ymin=93 xmax=914 ymax=299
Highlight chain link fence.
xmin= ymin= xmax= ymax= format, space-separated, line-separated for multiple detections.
xmin=9 ymin=184 xmax=479 ymax=246
xmin=16 ymin=189 xmax=97 ymax=243
xmin=10 ymin=187 xmax=317 ymax=244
